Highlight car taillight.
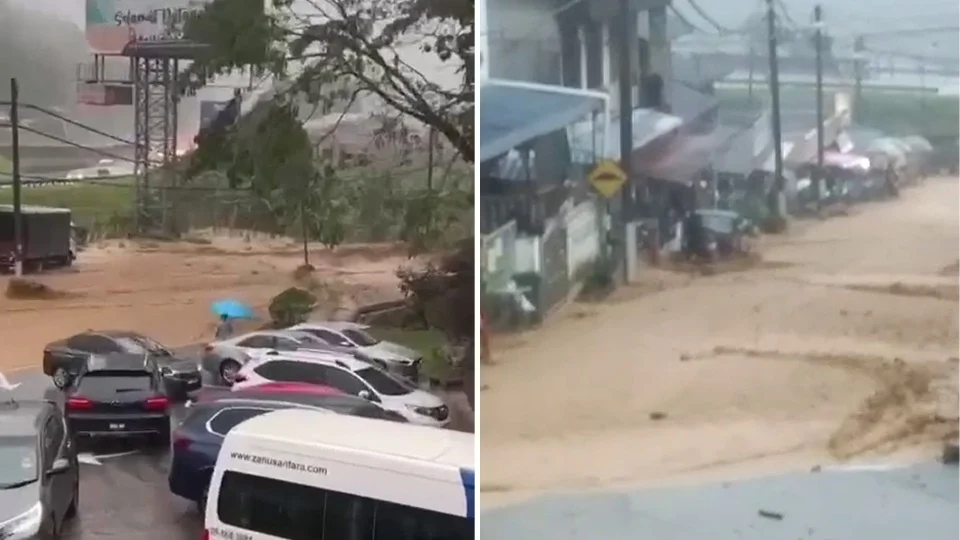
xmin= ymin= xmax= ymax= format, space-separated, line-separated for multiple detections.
xmin=172 ymin=432 xmax=191 ymax=451
xmin=66 ymin=397 xmax=93 ymax=410
xmin=203 ymin=344 xmax=213 ymax=354
xmin=202 ymin=530 xmax=210 ymax=540
xmin=144 ymin=396 xmax=169 ymax=411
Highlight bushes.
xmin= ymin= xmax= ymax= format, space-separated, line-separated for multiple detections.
xmin=267 ymin=287 xmax=317 ymax=328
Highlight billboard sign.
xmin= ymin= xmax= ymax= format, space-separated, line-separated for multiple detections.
xmin=85 ymin=0 xmax=210 ymax=54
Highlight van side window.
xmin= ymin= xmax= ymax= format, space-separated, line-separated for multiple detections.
xmin=217 ymin=471 xmax=472 ymax=540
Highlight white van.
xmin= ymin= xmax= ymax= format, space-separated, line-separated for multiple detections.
xmin=203 ymin=408 xmax=475 ymax=540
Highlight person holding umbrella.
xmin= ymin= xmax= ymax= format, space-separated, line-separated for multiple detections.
xmin=215 ymin=313 xmax=235 ymax=340
xmin=201 ymin=298 xmax=256 ymax=340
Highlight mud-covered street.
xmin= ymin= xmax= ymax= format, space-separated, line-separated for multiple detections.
xmin=480 ymin=177 xmax=959 ymax=508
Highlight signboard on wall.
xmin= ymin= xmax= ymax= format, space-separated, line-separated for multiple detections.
xmin=85 ymin=0 xmax=212 ymax=54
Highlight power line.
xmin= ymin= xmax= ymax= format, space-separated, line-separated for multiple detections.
xmin=669 ymin=4 xmax=715 ymax=35
xmin=683 ymin=0 xmax=739 ymax=34
xmin=0 ymin=123 xmax=152 ymax=166
xmin=0 ymin=102 xmax=137 ymax=147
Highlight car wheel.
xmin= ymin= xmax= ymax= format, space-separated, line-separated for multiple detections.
xmin=65 ymin=479 xmax=79 ymax=520
xmin=219 ymin=359 xmax=241 ymax=385
xmin=52 ymin=367 xmax=70 ymax=389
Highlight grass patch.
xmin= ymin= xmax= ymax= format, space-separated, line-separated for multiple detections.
xmin=0 ymin=182 xmax=134 ymax=230
xmin=0 ymin=155 xmax=11 ymax=175
xmin=367 ymin=326 xmax=454 ymax=382
xmin=368 ymin=326 xmax=446 ymax=356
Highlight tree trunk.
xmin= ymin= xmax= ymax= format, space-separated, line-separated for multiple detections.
xmin=462 ymin=341 xmax=475 ymax=411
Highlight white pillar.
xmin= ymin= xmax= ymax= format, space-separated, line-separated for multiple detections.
xmin=578 ymin=26 xmax=588 ymax=89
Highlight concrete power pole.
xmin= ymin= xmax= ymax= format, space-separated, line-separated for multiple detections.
xmin=615 ymin=0 xmax=634 ymax=280
xmin=814 ymin=5 xmax=825 ymax=209
xmin=853 ymin=36 xmax=865 ymax=122
xmin=765 ymin=0 xmax=785 ymax=221
xmin=8 ymin=78 xmax=23 ymax=277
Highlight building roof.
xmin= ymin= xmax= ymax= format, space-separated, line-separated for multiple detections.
xmin=479 ymin=80 xmax=607 ymax=163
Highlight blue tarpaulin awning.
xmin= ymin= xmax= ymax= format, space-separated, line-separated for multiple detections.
xmin=479 ymin=79 xmax=607 ymax=163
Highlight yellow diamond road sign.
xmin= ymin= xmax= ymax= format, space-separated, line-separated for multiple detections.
xmin=589 ymin=160 xmax=627 ymax=199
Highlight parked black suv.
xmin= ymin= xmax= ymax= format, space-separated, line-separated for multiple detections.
xmin=58 ymin=353 xmax=172 ymax=446
xmin=0 ymin=398 xmax=79 ymax=538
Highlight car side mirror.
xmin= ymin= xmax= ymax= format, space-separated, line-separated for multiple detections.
xmin=358 ymin=390 xmax=373 ymax=401
xmin=47 ymin=458 xmax=70 ymax=476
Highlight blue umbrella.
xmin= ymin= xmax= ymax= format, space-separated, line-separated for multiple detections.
xmin=211 ymin=299 xmax=255 ymax=319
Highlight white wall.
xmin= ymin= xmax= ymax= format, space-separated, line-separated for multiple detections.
xmin=565 ymin=199 xmax=601 ymax=278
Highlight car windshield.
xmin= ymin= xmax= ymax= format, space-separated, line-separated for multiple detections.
xmin=342 ymin=328 xmax=379 ymax=347
xmin=0 ymin=437 xmax=38 ymax=487
xmin=115 ymin=336 xmax=169 ymax=356
xmin=79 ymin=371 xmax=153 ymax=392
xmin=355 ymin=367 xmax=412 ymax=396
xmin=291 ymin=334 xmax=327 ymax=347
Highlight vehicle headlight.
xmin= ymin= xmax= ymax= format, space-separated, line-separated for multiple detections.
xmin=0 ymin=502 xmax=43 ymax=537
xmin=405 ymin=404 xmax=433 ymax=416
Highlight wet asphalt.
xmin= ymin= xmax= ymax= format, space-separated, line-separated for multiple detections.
xmin=10 ymin=369 xmax=205 ymax=540
xmin=8 ymin=347 xmax=473 ymax=539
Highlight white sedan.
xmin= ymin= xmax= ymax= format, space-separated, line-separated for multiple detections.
xmin=288 ymin=322 xmax=422 ymax=381
xmin=232 ymin=352 xmax=451 ymax=427
xmin=201 ymin=330 xmax=357 ymax=385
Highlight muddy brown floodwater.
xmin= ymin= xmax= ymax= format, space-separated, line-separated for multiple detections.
xmin=481 ymin=177 xmax=959 ymax=509
xmin=0 ymin=234 xmax=414 ymax=372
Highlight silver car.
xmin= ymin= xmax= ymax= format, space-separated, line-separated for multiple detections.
xmin=201 ymin=330 xmax=370 ymax=385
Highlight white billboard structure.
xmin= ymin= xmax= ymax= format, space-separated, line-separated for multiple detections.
xmin=85 ymin=0 xmax=210 ymax=55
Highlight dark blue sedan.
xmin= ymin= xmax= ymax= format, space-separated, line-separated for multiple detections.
xmin=168 ymin=391 xmax=405 ymax=510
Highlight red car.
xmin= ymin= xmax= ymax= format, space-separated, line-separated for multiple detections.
xmin=191 ymin=381 xmax=345 ymax=404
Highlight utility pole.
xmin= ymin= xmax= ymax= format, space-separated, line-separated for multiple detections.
xmin=765 ymin=0 xmax=785 ymax=220
xmin=853 ymin=35 xmax=865 ymax=122
xmin=616 ymin=0 xmax=634 ymax=280
xmin=8 ymin=79 xmax=23 ymax=277
xmin=813 ymin=5 xmax=825 ymax=210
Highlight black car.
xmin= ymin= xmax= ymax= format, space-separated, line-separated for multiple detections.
xmin=0 ymin=398 xmax=79 ymax=538
xmin=59 ymin=354 xmax=172 ymax=446
xmin=170 ymin=392 xmax=405 ymax=510
xmin=42 ymin=330 xmax=201 ymax=400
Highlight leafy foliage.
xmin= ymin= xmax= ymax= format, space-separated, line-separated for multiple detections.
xmin=268 ymin=287 xmax=317 ymax=327
xmin=396 ymin=236 xmax=474 ymax=404
xmin=182 ymin=0 xmax=474 ymax=160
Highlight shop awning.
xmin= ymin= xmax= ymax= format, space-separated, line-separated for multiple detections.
xmin=568 ymin=107 xmax=683 ymax=164
xmin=634 ymin=126 xmax=740 ymax=184
xmin=479 ymin=80 xmax=607 ymax=163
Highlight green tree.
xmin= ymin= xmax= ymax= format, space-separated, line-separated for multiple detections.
xmin=182 ymin=0 xmax=474 ymax=161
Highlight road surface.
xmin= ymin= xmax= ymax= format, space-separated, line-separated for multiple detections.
xmin=480 ymin=177 xmax=959 ymax=509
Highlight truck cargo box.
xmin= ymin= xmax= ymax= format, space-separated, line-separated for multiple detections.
xmin=0 ymin=205 xmax=73 ymax=265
